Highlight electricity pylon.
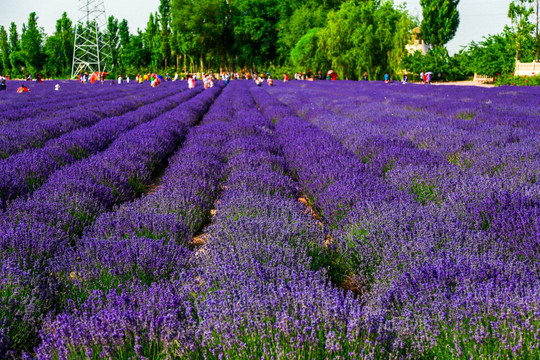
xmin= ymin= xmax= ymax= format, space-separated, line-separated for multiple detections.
xmin=71 ymin=0 xmax=112 ymax=79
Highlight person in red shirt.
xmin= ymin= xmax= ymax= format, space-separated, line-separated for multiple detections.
xmin=17 ymin=84 xmax=29 ymax=93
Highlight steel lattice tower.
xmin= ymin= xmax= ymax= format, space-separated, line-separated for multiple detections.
xmin=71 ymin=0 xmax=112 ymax=79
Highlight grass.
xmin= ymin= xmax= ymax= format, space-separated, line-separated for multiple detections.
xmin=409 ymin=178 xmax=443 ymax=206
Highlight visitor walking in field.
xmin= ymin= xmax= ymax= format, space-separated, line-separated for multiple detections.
xmin=188 ymin=75 xmax=195 ymax=89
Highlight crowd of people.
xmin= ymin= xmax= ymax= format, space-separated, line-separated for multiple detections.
xmin=0 ymin=68 xmax=437 ymax=95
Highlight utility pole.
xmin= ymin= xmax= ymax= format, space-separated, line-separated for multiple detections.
xmin=71 ymin=0 xmax=112 ymax=79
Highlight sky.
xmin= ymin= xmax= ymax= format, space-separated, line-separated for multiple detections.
xmin=1 ymin=0 xmax=513 ymax=54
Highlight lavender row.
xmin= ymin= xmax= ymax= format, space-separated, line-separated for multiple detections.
xmin=252 ymin=85 xmax=540 ymax=358
xmin=0 ymin=85 xmax=222 ymax=357
xmin=35 ymin=81 xmax=251 ymax=358
xmin=268 ymin=83 xmax=540 ymax=255
xmin=0 ymin=85 xmax=202 ymax=208
xmin=36 ymin=81 xmax=372 ymax=359
xmin=0 ymin=83 xmax=182 ymax=158
xmin=185 ymin=88 xmax=368 ymax=358
xmin=0 ymin=84 xmax=135 ymax=124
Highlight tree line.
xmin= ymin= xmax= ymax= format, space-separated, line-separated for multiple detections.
xmin=0 ymin=0 xmax=421 ymax=80
xmin=402 ymin=0 xmax=540 ymax=82
xmin=3 ymin=0 xmax=536 ymax=82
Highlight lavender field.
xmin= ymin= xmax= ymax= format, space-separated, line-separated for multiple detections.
xmin=1 ymin=80 xmax=539 ymax=359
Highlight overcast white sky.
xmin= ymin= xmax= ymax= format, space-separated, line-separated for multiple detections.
xmin=1 ymin=0 xmax=512 ymax=54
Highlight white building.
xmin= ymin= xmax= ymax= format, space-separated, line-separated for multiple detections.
xmin=405 ymin=27 xmax=432 ymax=55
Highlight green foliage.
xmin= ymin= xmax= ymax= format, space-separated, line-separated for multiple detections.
xmin=409 ymin=178 xmax=442 ymax=205
xmin=402 ymin=46 xmax=467 ymax=81
xmin=495 ymin=73 xmax=540 ymax=86
xmin=467 ymin=31 xmax=515 ymax=77
xmin=420 ymin=0 xmax=460 ymax=47
xmin=508 ymin=0 xmax=535 ymax=61
xmin=291 ymin=28 xmax=328 ymax=71
xmin=43 ymin=12 xmax=73 ymax=77
xmin=3 ymin=2 xmax=415 ymax=78
xmin=277 ymin=3 xmax=330 ymax=63
xmin=21 ymin=12 xmax=45 ymax=72
xmin=0 ymin=26 xmax=9 ymax=73
xmin=319 ymin=0 xmax=414 ymax=80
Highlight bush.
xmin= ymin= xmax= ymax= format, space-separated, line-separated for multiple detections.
xmin=495 ymin=74 xmax=540 ymax=86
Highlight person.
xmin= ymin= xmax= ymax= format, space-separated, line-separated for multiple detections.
xmin=363 ymin=71 xmax=368 ymax=81
xmin=166 ymin=73 xmax=171 ymax=81
xmin=54 ymin=84 xmax=60 ymax=91
xmin=283 ymin=73 xmax=289 ymax=82
xmin=139 ymin=75 xmax=143 ymax=84
xmin=26 ymin=73 xmax=32 ymax=81
xmin=402 ymin=74 xmax=408 ymax=84
xmin=384 ymin=73 xmax=390 ymax=83
xmin=174 ymin=72 xmax=179 ymax=81
xmin=317 ymin=71 xmax=322 ymax=80
xmin=267 ymin=76 xmax=274 ymax=86
xmin=331 ymin=71 xmax=338 ymax=81
xmin=126 ymin=76 xmax=130 ymax=84
xmin=188 ymin=74 xmax=195 ymax=89
xmin=17 ymin=84 xmax=29 ymax=93
xmin=0 ymin=77 xmax=6 ymax=91
xmin=426 ymin=72 xmax=432 ymax=84
xmin=255 ymin=76 xmax=263 ymax=86
xmin=420 ymin=71 xmax=425 ymax=84
xmin=118 ymin=74 xmax=122 ymax=84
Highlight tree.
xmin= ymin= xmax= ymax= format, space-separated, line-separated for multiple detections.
xmin=508 ymin=0 xmax=535 ymax=61
xmin=9 ymin=22 xmax=19 ymax=53
xmin=20 ymin=12 xmax=45 ymax=73
xmin=402 ymin=46 xmax=465 ymax=81
xmin=420 ymin=0 xmax=460 ymax=47
xmin=117 ymin=19 xmax=130 ymax=73
xmin=43 ymin=12 xmax=74 ymax=77
xmin=277 ymin=3 xmax=328 ymax=64
xmin=158 ymin=0 xmax=172 ymax=68
xmin=291 ymin=27 xmax=329 ymax=71
xmin=0 ymin=26 xmax=10 ymax=74
xmin=231 ymin=0 xmax=280 ymax=68
xmin=105 ymin=15 xmax=120 ymax=71
xmin=123 ymin=30 xmax=151 ymax=74
xmin=466 ymin=29 xmax=516 ymax=76
xmin=171 ymin=0 xmax=231 ymax=71
xmin=319 ymin=0 xmax=413 ymax=79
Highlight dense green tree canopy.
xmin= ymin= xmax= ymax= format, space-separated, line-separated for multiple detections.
xmin=420 ymin=0 xmax=460 ymax=47
xmin=0 ymin=1 xmax=417 ymax=79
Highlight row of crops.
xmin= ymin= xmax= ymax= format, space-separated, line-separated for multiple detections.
xmin=0 ymin=80 xmax=539 ymax=358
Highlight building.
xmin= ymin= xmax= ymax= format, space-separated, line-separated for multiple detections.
xmin=405 ymin=27 xmax=432 ymax=55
